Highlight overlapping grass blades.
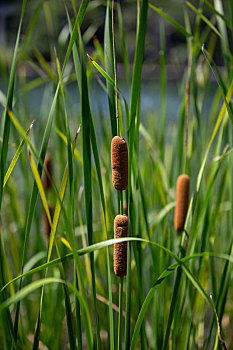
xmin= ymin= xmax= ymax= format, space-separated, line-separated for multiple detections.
xmin=125 ymin=1 xmax=149 ymax=348
xmin=104 ymin=0 xmax=117 ymax=137
xmin=78 ymin=24 xmax=102 ymax=350
xmin=0 ymin=0 xmax=233 ymax=348
xmin=0 ymin=1 xmax=27 ymax=347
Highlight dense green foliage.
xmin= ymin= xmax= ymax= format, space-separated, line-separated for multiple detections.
xmin=0 ymin=0 xmax=233 ymax=349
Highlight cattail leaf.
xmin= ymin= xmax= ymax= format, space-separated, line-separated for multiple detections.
xmin=54 ymin=126 xmax=83 ymax=165
xmin=28 ymin=151 xmax=52 ymax=227
xmin=67 ymin=10 xmax=104 ymax=348
xmin=0 ymin=1 xmax=28 ymax=345
xmin=7 ymin=110 xmax=38 ymax=157
xmin=89 ymin=114 xmax=115 ymax=346
xmin=0 ymin=278 xmax=65 ymax=313
xmin=78 ymin=27 xmax=103 ymax=349
xmin=55 ymin=48 xmax=74 ymax=211
xmin=185 ymin=79 xmax=233 ymax=231
xmin=2 ymin=239 xmax=233 ymax=295
xmin=62 ymin=0 xmax=89 ymax=74
xmin=3 ymin=121 xmax=34 ymax=188
xmin=33 ymin=49 xmax=57 ymax=84
xmin=23 ymin=252 xmax=47 ymax=274
xmin=20 ymin=0 xmax=44 ymax=55
xmin=148 ymin=202 xmax=176 ymax=228
xmin=126 ymin=1 xmax=149 ymax=348
xmin=202 ymin=47 xmax=233 ymax=126
xmin=54 ymin=244 xmax=78 ymax=350
xmin=87 ymin=54 xmax=130 ymax=121
xmin=12 ymin=85 xmax=59 ymax=345
xmin=130 ymin=277 xmax=173 ymax=350
xmin=185 ymin=1 xmax=222 ymax=37
xmin=22 ymin=77 xmax=48 ymax=93
xmin=162 ymin=266 xmax=183 ymax=350
xmin=32 ymin=129 xmax=80 ymax=350
xmin=88 ymin=54 xmax=115 ymax=87
xmin=47 ymin=131 xmax=79 ymax=264
xmin=67 ymin=283 xmax=93 ymax=350
xmin=0 ymin=275 xmax=91 ymax=349
xmin=0 ymin=0 xmax=28 ymax=207
xmin=117 ymin=2 xmax=130 ymax=84
xmin=104 ymin=0 xmax=117 ymax=137
xmin=203 ymin=0 xmax=232 ymax=30
xmin=60 ymin=237 xmax=72 ymax=251
xmin=149 ymin=3 xmax=192 ymax=38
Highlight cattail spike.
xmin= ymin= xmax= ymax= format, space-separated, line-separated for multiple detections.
xmin=43 ymin=152 xmax=53 ymax=190
xmin=114 ymin=215 xmax=128 ymax=277
xmin=111 ymin=136 xmax=128 ymax=191
xmin=174 ymin=174 xmax=190 ymax=232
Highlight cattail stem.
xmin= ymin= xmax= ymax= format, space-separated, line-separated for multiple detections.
xmin=118 ymin=192 xmax=124 ymax=349
xmin=183 ymin=39 xmax=193 ymax=174
xmin=117 ymin=114 xmax=119 ymax=137
xmin=120 ymin=191 xmax=123 ymax=215
xmin=117 ymin=276 xmax=124 ymax=350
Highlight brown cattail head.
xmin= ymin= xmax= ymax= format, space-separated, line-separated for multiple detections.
xmin=174 ymin=174 xmax=190 ymax=232
xmin=43 ymin=152 xmax=53 ymax=190
xmin=114 ymin=215 xmax=128 ymax=277
xmin=111 ymin=136 xmax=128 ymax=191
xmin=42 ymin=203 xmax=53 ymax=238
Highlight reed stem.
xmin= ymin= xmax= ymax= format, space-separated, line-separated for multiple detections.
xmin=120 ymin=191 xmax=123 ymax=215
xmin=183 ymin=38 xmax=193 ymax=174
xmin=117 ymin=276 xmax=124 ymax=350
xmin=162 ymin=234 xmax=186 ymax=350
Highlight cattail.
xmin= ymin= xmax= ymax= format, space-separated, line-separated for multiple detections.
xmin=43 ymin=152 xmax=53 ymax=190
xmin=43 ymin=203 xmax=53 ymax=238
xmin=174 ymin=174 xmax=190 ymax=232
xmin=114 ymin=215 xmax=128 ymax=277
xmin=111 ymin=136 xmax=128 ymax=191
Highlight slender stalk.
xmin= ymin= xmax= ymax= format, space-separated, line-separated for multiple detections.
xmin=112 ymin=0 xmax=119 ymax=121
xmin=118 ymin=276 xmax=124 ymax=350
xmin=183 ymin=38 xmax=193 ymax=174
xmin=162 ymin=234 xmax=186 ymax=350
xmin=117 ymin=190 xmax=124 ymax=349
xmin=120 ymin=191 xmax=123 ymax=214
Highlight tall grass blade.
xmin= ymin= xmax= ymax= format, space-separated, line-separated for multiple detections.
xmin=28 ymin=151 xmax=52 ymax=227
xmin=203 ymin=0 xmax=232 ymax=30
xmin=13 ymin=84 xmax=59 ymax=343
xmin=3 ymin=122 xmax=34 ymax=188
xmin=32 ymin=129 xmax=80 ymax=350
xmin=149 ymin=3 xmax=192 ymax=38
xmin=62 ymin=0 xmax=89 ymax=74
xmin=78 ymin=29 xmax=102 ymax=349
xmin=185 ymin=1 xmax=222 ymax=37
xmin=126 ymin=1 xmax=148 ymax=346
xmin=2 ymin=237 xmax=233 ymax=294
xmin=117 ymin=3 xmax=130 ymax=84
xmin=104 ymin=0 xmax=117 ymax=137
xmin=0 ymin=1 xmax=27 ymax=347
